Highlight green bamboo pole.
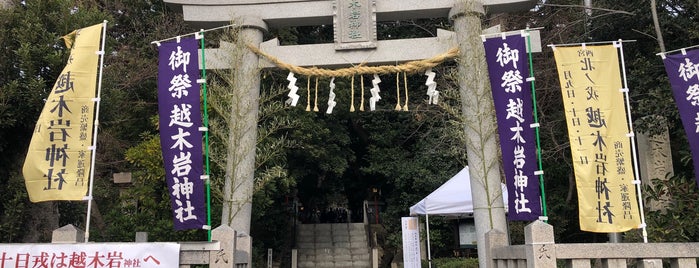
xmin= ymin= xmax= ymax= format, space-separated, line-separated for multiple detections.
xmin=526 ymin=29 xmax=548 ymax=222
xmin=199 ymin=30 xmax=213 ymax=241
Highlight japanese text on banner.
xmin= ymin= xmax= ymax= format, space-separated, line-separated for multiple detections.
xmin=157 ymin=37 xmax=207 ymax=230
xmin=553 ymin=44 xmax=641 ymax=232
xmin=22 ymin=23 xmax=103 ymax=202
xmin=484 ymin=34 xmax=541 ymax=221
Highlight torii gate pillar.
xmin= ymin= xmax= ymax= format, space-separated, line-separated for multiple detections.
xmin=451 ymin=2 xmax=509 ymax=267
xmin=219 ymin=17 xmax=267 ymax=236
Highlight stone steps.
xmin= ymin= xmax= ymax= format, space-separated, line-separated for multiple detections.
xmin=296 ymin=223 xmax=371 ymax=268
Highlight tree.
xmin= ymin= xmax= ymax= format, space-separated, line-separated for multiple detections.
xmin=0 ymin=0 xmax=196 ymax=242
xmin=0 ymin=0 xmax=111 ymax=242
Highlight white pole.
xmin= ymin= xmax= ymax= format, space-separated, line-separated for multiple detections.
xmin=425 ymin=213 xmax=432 ymax=268
xmin=84 ymin=20 xmax=108 ymax=243
xmin=616 ymin=39 xmax=649 ymax=243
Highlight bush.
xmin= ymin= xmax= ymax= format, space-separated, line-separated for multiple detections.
xmin=422 ymin=257 xmax=478 ymax=268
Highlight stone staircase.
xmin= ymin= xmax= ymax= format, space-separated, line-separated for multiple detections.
xmin=297 ymin=223 xmax=372 ymax=268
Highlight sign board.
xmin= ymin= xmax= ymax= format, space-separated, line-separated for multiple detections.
xmin=267 ymin=248 xmax=272 ymax=268
xmin=458 ymin=221 xmax=477 ymax=248
xmin=0 ymin=243 xmax=180 ymax=267
xmin=334 ymin=0 xmax=377 ymax=50
xmin=401 ymin=217 xmax=421 ymax=268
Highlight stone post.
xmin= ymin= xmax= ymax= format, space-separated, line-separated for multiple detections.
xmin=450 ymin=1 xmax=509 ymax=267
xmin=372 ymin=248 xmax=379 ymax=268
xmin=638 ymin=259 xmax=663 ymax=268
xmin=211 ymin=225 xmax=237 ymax=268
xmin=363 ymin=200 xmax=369 ymax=225
xmin=524 ymin=221 xmax=556 ymax=268
xmin=484 ymin=229 xmax=508 ymax=268
xmin=636 ymin=116 xmax=673 ymax=211
xmin=291 ymin=249 xmax=298 ymax=268
xmin=602 ymin=259 xmax=626 ymax=268
xmin=52 ymin=224 xmax=84 ymax=243
xmin=235 ymin=233 xmax=253 ymax=267
xmin=135 ymin=232 xmax=148 ymax=242
xmin=220 ymin=17 xmax=267 ymax=236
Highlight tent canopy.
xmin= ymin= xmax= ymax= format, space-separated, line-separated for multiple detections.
xmin=409 ymin=166 xmax=507 ymax=218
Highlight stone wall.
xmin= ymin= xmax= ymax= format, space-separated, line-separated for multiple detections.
xmin=487 ymin=221 xmax=699 ymax=268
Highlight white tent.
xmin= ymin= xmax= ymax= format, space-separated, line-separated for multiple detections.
xmin=410 ymin=166 xmax=508 ymax=217
xmin=408 ymin=166 xmax=508 ymax=267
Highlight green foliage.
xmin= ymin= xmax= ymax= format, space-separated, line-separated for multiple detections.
xmin=626 ymin=173 xmax=699 ymax=243
xmin=99 ymin=0 xmax=188 ymax=145
xmin=0 ymin=0 xmax=108 ymax=141
xmin=589 ymin=0 xmax=699 ymax=137
xmin=250 ymin=85 xmax=301 ymax=267
xmin=422 ymin=257 xmax=478 ymax=268
xmin=0 ymin=171 xmax=30 ymax=242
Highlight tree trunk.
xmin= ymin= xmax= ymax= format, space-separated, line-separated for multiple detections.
xmin=650 ymin=0 xmax=666 ymax=52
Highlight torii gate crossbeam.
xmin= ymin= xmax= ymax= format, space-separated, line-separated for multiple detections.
xmin=166 ymin=0 xmax=536 ymax=28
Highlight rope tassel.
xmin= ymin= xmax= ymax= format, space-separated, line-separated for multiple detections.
xmin=350 ymin=76 xmax=355 ymax=112
xmin=360 ymin=75 xmax=365 ymax=112
xmin=313 ymin=77 xmax=319 ymax=112
xmin=305 ymin=76 xmax=311 ymax=111
xmin=403 ymin=72 xmax=409 ymax=111
xmin=395 ymin=72 xmax=401 ymax=111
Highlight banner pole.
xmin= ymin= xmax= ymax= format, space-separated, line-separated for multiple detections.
xmin=84 ymin=20 xmax=108 ymax=243
xmin=547 ymin=39 xmax=637 ymax=48
xmin=526 ymin=29 xmax=548 ymax=222
xmin=151 ymin=24 xmax=237 ymax=45
xmin=617 ymin=40 xmax=649 ymax=243
xmin=198 ymin=30 xmax=213 ymax=241
xmin=657 ymin=44 xmax=699 ymax=56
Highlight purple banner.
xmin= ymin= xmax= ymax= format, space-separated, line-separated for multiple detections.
xmin=157 ymin=37 xmax=206 ymax=230
xmin=484 ymin=34 xmax=542 ymax=221
xmin=662 ymin=48 xmax=699 ymax=187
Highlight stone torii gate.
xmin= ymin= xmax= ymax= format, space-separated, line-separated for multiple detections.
xmin=164 ymin=0 xmax=536 ymax=266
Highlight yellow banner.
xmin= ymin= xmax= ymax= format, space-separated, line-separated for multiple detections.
xmin=553 ymin=44 xmax=641 ymax=232
xmin=22 ymin=23 xmax=103 ymax=202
